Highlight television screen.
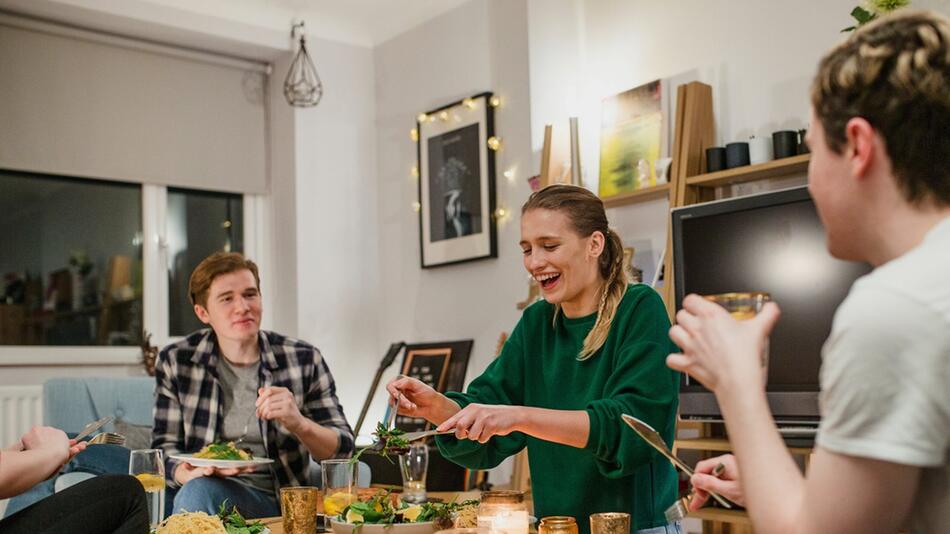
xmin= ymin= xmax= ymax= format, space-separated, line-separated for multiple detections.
xmin=672 ymin=186 xmax=871 ymax=422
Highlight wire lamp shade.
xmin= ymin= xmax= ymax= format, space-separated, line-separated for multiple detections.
xmin=284 ymin=22 xmax=323 ymax=107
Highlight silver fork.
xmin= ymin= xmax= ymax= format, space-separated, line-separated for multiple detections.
xmin=233 ymin=412 xmax=256 ymax=447
xmin=386 ymin=391 xmax=402 ymax=431
xmin=369 ymin=392 xmax=402 ymax=451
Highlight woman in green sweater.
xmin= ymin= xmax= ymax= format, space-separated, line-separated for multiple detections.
xmin=387 ymin=185 xmax=680 ymax=534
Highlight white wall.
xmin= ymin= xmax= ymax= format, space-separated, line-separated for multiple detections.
xmin=291 ymin=37 xmax=382 ymax=427
xmin=372 ymin=0 xmax=533 ymax=479
xmin=527 ymin=0 xmax=949 ymax=280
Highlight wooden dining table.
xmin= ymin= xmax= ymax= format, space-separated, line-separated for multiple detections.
xmin=259 ymin=490 xmax=484 ymax=534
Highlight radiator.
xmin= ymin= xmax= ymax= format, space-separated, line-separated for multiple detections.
xmin=0 ymin=385 xmax=43 ymax=447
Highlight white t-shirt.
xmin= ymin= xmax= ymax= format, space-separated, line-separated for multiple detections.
xmin=816 ymin=217 xmax=950 ymax=533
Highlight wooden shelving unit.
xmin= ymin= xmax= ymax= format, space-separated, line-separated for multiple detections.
xmin=674 ymin=437 xmax=814 ymax=459
xmin=602 ymin=183 xmax=672 ymax=209
xmin=689 ymin=508 xmax=753 ymax=526
xmin=686 ymin=154 xmax=810 ymax=188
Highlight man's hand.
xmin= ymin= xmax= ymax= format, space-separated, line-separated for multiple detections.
xmin=173 ymin=462 xmax=258 ymax=485
xmin=436 ymin=403 xmax=523 ymax=444
xmin=667 ymin=294 xmax=780 ymax=392
xmin=689 ymin=454 xmax=745 ymax=510
xmin=256 ymin=386 xmax=305 ymax=433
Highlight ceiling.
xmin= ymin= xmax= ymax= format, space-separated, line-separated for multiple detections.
xmin=0 ymin=0 xmax=472 ymax=59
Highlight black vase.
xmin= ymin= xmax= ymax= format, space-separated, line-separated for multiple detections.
xmin=725 ymin=142 xmax=750 ymax=169
xmin=773 ymin=130 xmax=798 ymax=159
xmin=706 ymin=147 xmax=727 ymax=172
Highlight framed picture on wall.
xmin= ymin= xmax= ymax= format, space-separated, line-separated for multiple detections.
xmin=598 ymin=79 xmax=671 ymax=199
xmin=417 ymin=92 xmax=497 ymax=268
xmin=395 ymin=339 xmax=474 ymax=432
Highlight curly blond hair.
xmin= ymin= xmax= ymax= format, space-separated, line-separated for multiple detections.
xmin=811 ymin=10 xmax=950 ymax=204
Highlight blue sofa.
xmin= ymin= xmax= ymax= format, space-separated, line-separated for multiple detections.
xmin=3 ymin=377 xmax=369 ymax=519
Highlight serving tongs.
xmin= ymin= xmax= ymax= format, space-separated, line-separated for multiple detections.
xmin=621 ymin=413 xmax=733 ymax=509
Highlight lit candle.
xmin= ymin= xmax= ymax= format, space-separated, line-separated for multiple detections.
xmin=477 ymin=491 xmax=529 ymax=534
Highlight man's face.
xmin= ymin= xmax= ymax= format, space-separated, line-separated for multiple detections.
xmin=194 ymin=269 xmax=261 ymax=344
xmin=806 ymin=109 xmax=863 ymax=261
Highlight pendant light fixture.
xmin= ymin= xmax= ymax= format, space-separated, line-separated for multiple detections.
xmin=283 ymin=21 xmax=323 ymax=107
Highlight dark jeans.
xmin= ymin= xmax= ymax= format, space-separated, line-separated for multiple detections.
xmin=166 ymin=477 xmax=279 ymax=519
xmin=0 ymin=475 xmax=149 ymax=534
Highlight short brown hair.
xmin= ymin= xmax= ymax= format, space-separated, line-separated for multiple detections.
xmin=811 ymin=10 xmax=950 ymax=205
xmin=188 ymin=252 xmax=260 ymax=307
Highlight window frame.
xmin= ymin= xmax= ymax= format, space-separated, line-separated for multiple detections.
xmin=0 ymin=181 xmax=267 ymax=365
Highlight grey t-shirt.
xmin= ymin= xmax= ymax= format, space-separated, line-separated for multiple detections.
xmin=816 ymin=217 xmax=950 ymax=533
xmin=218 ymin=357 xmax=275 ymax=495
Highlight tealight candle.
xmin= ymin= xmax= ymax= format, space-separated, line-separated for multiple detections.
xmin=476 ymin=491 xmax=529 ymax=534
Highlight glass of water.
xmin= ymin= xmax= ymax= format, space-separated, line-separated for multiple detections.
xmin=129 ymin=449 xmax=165 ymax=528
xmin=399 ymin=441 xmax=429 ymax=503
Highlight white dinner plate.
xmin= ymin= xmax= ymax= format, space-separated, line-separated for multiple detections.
xmin=169 ymin=453 xmax=274 ymax=468
xmin=329 ymin=519 xmax=436 ymax=534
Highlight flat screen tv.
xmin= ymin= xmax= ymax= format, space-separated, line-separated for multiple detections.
xmin=671 ymin=186 xmax=872 ymax=425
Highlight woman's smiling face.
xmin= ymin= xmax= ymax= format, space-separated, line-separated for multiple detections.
xmin=520 ymin=208 xmax=604 ymax=314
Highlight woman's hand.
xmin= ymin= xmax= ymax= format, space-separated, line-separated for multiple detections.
xmin=689 ymin=454 xmax=745 ymax=509
xmin=436 ymin=404 xmax=524 ymax=444
xmin=386 ymin=376 xmax=459 ymax=425
xmin=256 ymin=386 xmax=304 ymax=433
xmin=20 ymin=426 xmax=70 ymax=465
xmin=666 ymin=294 xmax=780 ymax=392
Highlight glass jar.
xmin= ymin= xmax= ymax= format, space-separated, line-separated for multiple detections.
xmin=476 ymin=490 xmax=529 ymax=534
xmin=539 ymin=516 xmax=578 ymax=534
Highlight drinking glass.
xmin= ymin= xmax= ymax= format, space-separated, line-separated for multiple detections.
xmin=129 ymin=449 xmax=165 ymax=528
xmin=280 ymin=486 xmax=319 ymax=534
xmin=321 ymin=459 xmax=357 ymax=518
xmin=399 ymin=441 xmax=429 ymax=503
xmin=589 ymin=513 xmax=630 ymax=534
xmin=704 ymin=292 xmax=772 ymax=384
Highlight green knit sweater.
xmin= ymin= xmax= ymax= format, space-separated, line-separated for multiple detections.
xmin=436 ymin=284 xmax=680 ymax=533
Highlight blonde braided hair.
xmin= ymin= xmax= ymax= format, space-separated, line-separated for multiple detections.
xmin=522 ymin=185 xmax=628 ymax=360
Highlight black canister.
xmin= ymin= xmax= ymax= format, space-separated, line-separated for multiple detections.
xmin=725 ymin=142 xmax=750 ymax=169
xmin=706 ymin=147 xmax=727 ymax=173
xmin=773 ymin=130 xmax=798 ymax=159
xmin=797 ymin=129 xmax=810 ymax=154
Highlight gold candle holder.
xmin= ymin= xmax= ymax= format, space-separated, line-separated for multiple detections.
xmin=539 ymin=516 xmax=578 ymax=534
xmin=589 ymin=513 xmax=630 ymax=534
xmin=477 ymin=491 xmax=529 ymax=534
xmin=280 ymin=486 xmax=319 ymax=534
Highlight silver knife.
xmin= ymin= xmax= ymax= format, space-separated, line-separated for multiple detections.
xmin=402 ymin=428 xmax=455 ymax=442
xmin=621 ymin=413 xmax=732 ymax=509
xmin=74 ymin=416 xmax=114 ymax=442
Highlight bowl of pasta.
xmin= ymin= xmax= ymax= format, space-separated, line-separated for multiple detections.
xmin=153 ymin=502 xmax=269 ymax=534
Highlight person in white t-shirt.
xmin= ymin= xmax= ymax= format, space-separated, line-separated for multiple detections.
xmin=667 ymin=10 xmax=950 ymax=534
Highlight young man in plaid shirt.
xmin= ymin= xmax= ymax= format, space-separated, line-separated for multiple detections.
xmin=152 ymin=252 xmax=354 ymax=518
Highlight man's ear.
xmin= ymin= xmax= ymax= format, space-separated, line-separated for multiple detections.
xmin=194 ymin=304 xmax=211 ymax=324
xmin=844 ymin=117 xmax=878 ymax=181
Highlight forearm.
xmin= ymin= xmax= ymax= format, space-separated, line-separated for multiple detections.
xmin=0 ymin=449 xmax=63 ymax=499
xmin=428 ymin=396 xmax=463 ymax=426
xmin=717 ymin=387 xmax=806 ymax=534
xmin=289 ymin=418 xmax=345 ymax=460
xmin=517 ymin=408 xmax=589 ymax=448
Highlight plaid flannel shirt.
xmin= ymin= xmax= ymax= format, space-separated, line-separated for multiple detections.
xmin=151 ymin=329 xmax=354 ymax=490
